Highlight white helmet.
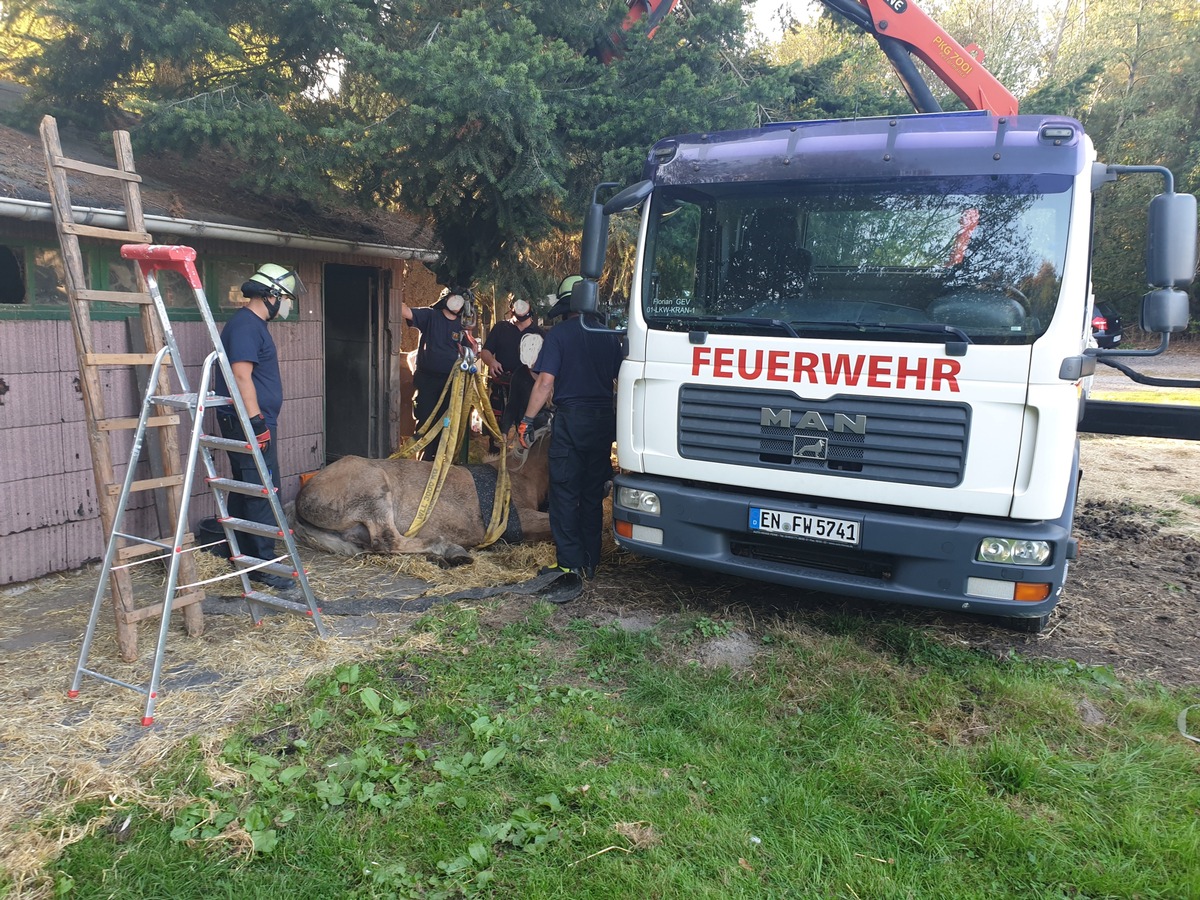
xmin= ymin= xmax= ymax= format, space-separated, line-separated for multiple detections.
xmin=247 ymin=264 xmax=304 ymax=320
xmin=519 ymin=332 xmax=544 ymax=367
xmin=249 ymin=264 xmax=305 ymax=299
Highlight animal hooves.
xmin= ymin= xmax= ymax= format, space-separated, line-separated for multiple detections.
xmin=430 ymin=552 xmax=473 ymax=569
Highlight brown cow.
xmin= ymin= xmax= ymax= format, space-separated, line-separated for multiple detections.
xmin=291 ymin=422 xmax=551 ymax=565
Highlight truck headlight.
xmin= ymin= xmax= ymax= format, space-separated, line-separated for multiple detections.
xmin=617 ymin=487 xmax=660 ymax=516
xmin=977 ymin=537 xmax=1051 ymax=566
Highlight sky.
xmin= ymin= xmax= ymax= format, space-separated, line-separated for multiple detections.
xmin=749 ymin=0 xmax=820 ymax=40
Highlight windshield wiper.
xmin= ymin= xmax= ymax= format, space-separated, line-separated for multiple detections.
xmin=650 ymin=315 xmax=800 ymax=338
xmin=791 ymin=320 xmax=973 ymax=345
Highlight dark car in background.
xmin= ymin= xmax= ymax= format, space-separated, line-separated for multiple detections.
xmin=1092 ymin=302 xmax=1123 ymax=348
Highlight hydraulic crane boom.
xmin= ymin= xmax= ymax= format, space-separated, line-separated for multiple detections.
xmin=822 ymin=0 xmax=1018 ymax=115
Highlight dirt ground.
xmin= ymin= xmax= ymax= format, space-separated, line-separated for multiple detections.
xmin=1 ymin=341 xmax=1197 ymax=893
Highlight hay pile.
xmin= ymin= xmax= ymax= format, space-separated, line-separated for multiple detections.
xmin=0 ymin=539 xmax=559 ymax=897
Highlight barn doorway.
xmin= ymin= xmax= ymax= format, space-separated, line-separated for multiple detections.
xmin=323 ymin=263 xmax=391 ymax=462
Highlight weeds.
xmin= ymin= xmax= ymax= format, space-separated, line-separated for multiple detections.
xmin=34 ymin=603 xmax=1200 ymax=899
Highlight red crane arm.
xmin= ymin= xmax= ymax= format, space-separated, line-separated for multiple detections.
xmin=857 ymin=0 xmax=1018 ymax=115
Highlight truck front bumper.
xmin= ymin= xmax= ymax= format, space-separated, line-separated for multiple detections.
xmin=612 ymin=473 xmax=1077 ymax=621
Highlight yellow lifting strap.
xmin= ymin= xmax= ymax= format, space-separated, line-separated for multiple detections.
xmin=390 ymin=362 xmax=512 ymax=547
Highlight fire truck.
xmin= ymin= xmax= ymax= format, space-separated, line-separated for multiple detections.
xmin=575 ymin=0 xmax=1198 ymax=630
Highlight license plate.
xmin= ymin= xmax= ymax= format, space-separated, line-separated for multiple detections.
xmin=749 ymin=507 xmax=861 ymax=546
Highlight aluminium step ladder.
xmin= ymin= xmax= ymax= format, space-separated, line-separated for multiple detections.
xmin=69 ymin=244 xmax=328 ymax=726
xmin=40 ymin=114 xmax=205 ymax=660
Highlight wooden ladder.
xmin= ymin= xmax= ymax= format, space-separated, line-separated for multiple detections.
xmin=40 ymin=114 xmax=204 ymax=661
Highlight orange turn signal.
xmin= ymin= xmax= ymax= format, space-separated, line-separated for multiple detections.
xmin=614 ymin=520 xmax=633 ymax=539
xmin=1014 ymin=582 xmax=1052 ymax=602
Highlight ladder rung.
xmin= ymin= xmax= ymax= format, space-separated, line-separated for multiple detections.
xmin=108 ymin=474 xmax=185 ymax=496
xmin=231 ymin=556 xmax=299 ymax=578
xmin=208 ymin=477 xmax=276 ymax=497
xmin=99 ymin=414 xmax=181 ymax=432
xmin=150 ymin=392 xmax=200 ymax=410
xmin=53 ymin=154 xmax=143 ymax=183
xmin=76 ymin=668 xmax=148 ymax=695
xmin=61 ymin=221 xmax=152 ymax=243
xmin=216 ymin=516 xmax=289 ymax=538
xmin=149 ymin=392 xmax=234 ymax=411
xmin=114 ymin=531 xmax=172 ymax=551
xmin=243 ymin=591 xmax=319 ymax=617
xmin=85 ymin=352 xmax=166 ymax=367
xmin=75 ymin=288 xmax=153 ymax=305
xmin=118 ymin=590 xmax=206 ymax=624
xmin=200 ymin=434 xmax=254 ymax=452
xmin=115 ymin=535 xmax=194 ymax=562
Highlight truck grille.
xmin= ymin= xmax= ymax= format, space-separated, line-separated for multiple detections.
xmin=730 ymin=537 xmax=893 ymax=580
xmin=678 ymin=384 xmax=969 ymax=487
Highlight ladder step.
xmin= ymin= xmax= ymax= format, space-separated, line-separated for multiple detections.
xmin=231 ymin=555 xmax=299 ymax=578
xmin=61 ymin=221 xmax=152 ymax=243
xmin=200 ymin=434 xmax=255 ymax=452
xmin=99 ymin=414 xmax=181 ymax=432
xmin=149 ymin=392 xmax=200 ymax=410
xmin=108 ymin=474 xmax=185 ymax=496
xmin=114 ymin=533 xmax=194 ymax=561
xmin=207 ymin=477 xmax=276 ymax=498
xmin=217 ymin=516 xmax=289 ymax=539
xmin=75 ymin=288 xmax=153 ymax=305
xmin=85 ymin=352 xmax=166 ymax=367
xmin=53 ymin=154 xmax=143 ymax=183
xmin=243 ymin=590 xmax=320 ymax=618
xmin=119 ymin=590 xmax=206 ymax=624
xmin=151 ymin=392 xmax=233 ymax=411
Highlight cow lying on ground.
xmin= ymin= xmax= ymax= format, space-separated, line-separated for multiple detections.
xmin=291 ymin=422 xmax=551 ymax=566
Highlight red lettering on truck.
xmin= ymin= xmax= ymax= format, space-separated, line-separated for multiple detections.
xmin=689 ymin=346 xmax=961 ymax=393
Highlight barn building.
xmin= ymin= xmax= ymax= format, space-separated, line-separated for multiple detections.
xmin=0 ymin=109 xmax=443 ymax=585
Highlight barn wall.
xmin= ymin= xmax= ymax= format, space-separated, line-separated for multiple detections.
xmin=0 ymin=227 xmax=436 ymax=584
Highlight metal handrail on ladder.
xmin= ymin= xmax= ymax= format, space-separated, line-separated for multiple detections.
xmin=69 ymin=244 xmax=327 ymax=725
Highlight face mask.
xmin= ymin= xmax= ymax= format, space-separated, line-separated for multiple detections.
xmin=265 ymin=293 xmax=292 ymax=320
xmin=445 ymin=294 xmax=465 ymax=314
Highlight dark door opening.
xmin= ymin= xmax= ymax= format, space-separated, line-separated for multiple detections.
xmin=324 ymin=264 xmax=388 ymax=461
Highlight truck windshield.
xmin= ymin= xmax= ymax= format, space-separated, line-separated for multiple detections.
xmin=642 ymin=175 xmax=1073 ymax=345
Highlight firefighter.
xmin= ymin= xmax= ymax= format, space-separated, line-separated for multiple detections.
xmin=480 ymin=297 xmax=543 ymax=445
xmin=519 ymin=276 xmax=624 ymax=585
xmin=213 ymin=264 xmax=304 ymax=592
xmin=402 ymin=285 xmax=476 ymax=460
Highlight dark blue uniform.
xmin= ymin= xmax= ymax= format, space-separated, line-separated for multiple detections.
xmin=410 ymin=306 xmax=470 ymax=459
xmin=483 ymin=319 xmax=543 ymax=432
xmin=533 ymin=315 xmax=624 ymax=575
xmin=214 ymin=307 xmax=283 ymax=563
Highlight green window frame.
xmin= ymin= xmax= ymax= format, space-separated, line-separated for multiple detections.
xmin=0 ymin=242 xmax=298 ymax=324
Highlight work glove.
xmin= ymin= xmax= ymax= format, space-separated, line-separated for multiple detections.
xmin=248 ymin=414 xmax=271 ymax=451
xmin=517 ymin=416 xmax=535 ymax=450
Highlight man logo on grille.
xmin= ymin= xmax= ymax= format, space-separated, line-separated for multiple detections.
xmin=794 ymin=436 xmax=829 ymax=460
xmin=761 ymin=407 xmax=867 ymax=434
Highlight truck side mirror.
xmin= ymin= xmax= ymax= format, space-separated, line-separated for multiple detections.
xmin=580 ymin=181 xmax=622 ymax=280
xmin=1146 ymin=192 xmax=1198 ymax=289
xmin=602 ymin=179 xmax=654 ymax=216
xmin=572 ymin=279 xmax=600 ymax=315
xmin=580 ymin=199 xmax=610 ymax=280
xmin=1140 ymin=288 xmax=1190 ymax=334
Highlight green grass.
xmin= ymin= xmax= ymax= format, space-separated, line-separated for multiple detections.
xmin=30 ymin=604 xmax=1200 ymax=899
